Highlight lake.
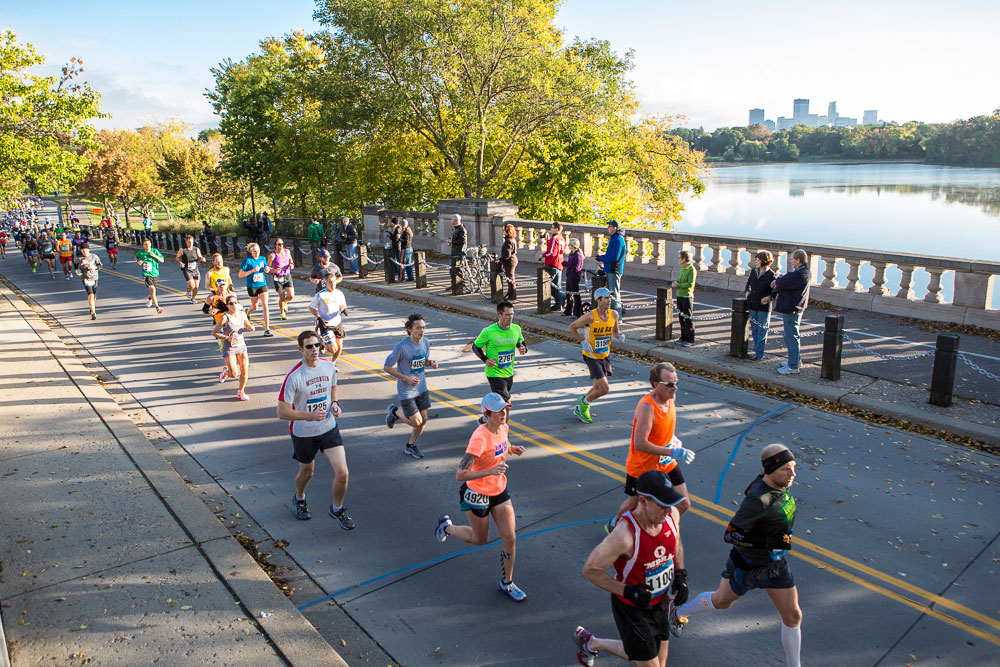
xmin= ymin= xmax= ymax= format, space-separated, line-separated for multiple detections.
xmin=676 ymin=162 xmax=1000 ymax=307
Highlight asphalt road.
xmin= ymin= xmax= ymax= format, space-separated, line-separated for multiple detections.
xmin=3 ymin=207 xmax=999 ymax=666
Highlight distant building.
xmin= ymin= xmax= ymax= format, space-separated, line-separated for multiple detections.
xmin=749 ymin=108 xmax=765 ymax=126
xmin=793 ymin=98 xmax=810 ymax=124
xmin=764 ymin=119 xmax=776 ymax=132
xmin=828 ymin=101 xmax=838 ymax=123
xmin=777 ymin=116 xmax=794 ymax=131
xmin=834 ymin=116 xmax=857 ymax=127
xmin=863 ymin=110 xmax=879 ymax=125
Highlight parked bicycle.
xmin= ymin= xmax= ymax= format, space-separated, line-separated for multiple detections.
xmin=457 ymin=245 xmax=496 ymax=298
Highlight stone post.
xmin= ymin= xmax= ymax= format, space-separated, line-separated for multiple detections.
xmin=435 ymin=198 xmax=520 ymax=255
xmin=536 ymin=266 xmax=552 ymax=315
xmin=820 ymin=315 xmax=845 ymax=381
xmin=729 ymin=298 xmax=750 ymax=359
xmin=929 ymin=334 xmax=959 ymax=407
xmin=655 ymin=284 xmax=674 ymax=341
xmin=414 ymin=251 xmax=428 ymax=288
xmin=357 ymin=244 xmax=369 ymax=279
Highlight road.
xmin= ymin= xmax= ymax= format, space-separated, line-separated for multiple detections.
xmin=3 ymin=204 xmax=999 ymax=666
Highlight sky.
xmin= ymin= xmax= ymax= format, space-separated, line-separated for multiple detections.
xmin=3 ymin=0 xmax=998 ymax=133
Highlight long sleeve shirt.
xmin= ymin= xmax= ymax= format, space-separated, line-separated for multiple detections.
xmin=676 ymin=264 xmax=696 ymax=298
xmin=597 ymin=232 xmax=625 ymax=275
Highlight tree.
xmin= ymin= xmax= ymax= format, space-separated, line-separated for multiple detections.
xmin=0 ymin=30 xmax=103 ymax=198
xmin=76 ymin=128 xmax=163 ymax=223
xmin=157 ymin=141 xmax=236 ymax=220
xmin=738 ymin=140 xmax=767 ymax=161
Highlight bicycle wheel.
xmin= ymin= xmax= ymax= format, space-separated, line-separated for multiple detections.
xmin=476 ymin=263 xmax=491 ymax=299
xmin=460 ymin=262 xmax=479 ymax=295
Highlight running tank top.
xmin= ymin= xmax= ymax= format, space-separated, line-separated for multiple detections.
xmin=221 ymin=313 xmax=246 ymax=347
xmin=180 ymin=247 xmax=199 ymax=270
xmin=271 ymin=249 xmax=291 ymax=276
xmin=613 ymin=511 xmax=678 ymax=607
xmin=208 ymin=266 xmax=232 ymax=289
xmin=626 ymin=393 xmax=677 ymax=478
xmin=583 ymin=308 xmax=615 ymax=359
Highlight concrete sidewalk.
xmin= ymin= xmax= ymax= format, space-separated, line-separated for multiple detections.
xmin=0 ymin=284 xmax=345 ymax=665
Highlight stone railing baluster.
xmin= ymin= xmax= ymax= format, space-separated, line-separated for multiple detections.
xmin=845 ymin=258 xmax=864 ymax=292
xmin=924 ymin=268 xmax=945 ymax=303
xmin=821 ymin=255 xmax=839 ymax=288
xmin=728 ymin=246 xmax=746 ymax=275
xmin=709 ymin=244 xmax=725 ymax=273
xmin=868 ymin=261 xmax=890 ymax=296
xmin=895 ymin=264 xmax=916 ymax=299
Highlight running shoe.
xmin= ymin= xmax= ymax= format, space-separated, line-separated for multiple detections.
xmin=435 ymin=515 xmax=452 ymax=542
xmin=603 ymin=518 xmax=615 ymax=535
xmin=779 ymin=360 xmax=789 ymax=368
xmin=668 ymin=600 xmax=688 ymax=637
xmin=291 ymin=495 xmax=310 ymax=520
xmin=499 ymin=579 xmax=526 ymax=602
xmin=263 ymin=329 xmax=273 ymax=337
xmin=50 ymin=274 xmax=55 ymax=280
xmin=185 ymin=288 xmax=191 ymax=299
xmin=156 ymin=307 xmax=164 ymax=314
xmin=91 ymin=311 xmax=97 ymax=321
xmin=329 ymin=506 xmax=356 ymax=530
xmin=146 ymin=299 xmax=152 ymax=308
xmin=574 ymin=397 xmax=592 ymax=424
xmin=280 ymin=312 xmax=287 ymax=320
xmin=679 ymin=341 xmax=693 ymax=348
xmin=65 ymin=274 xmax=71 ymax=280
xmin=219 ymin=367 xmax=228 ymax=383
xmin=574 ymin=626 xmax=597 ymax=667
xmin=404 ymin=443 xmax=424 ymax=459
xmin=386 ymin=404 xmax=399 ymax=428
xmin=31 ymin=266 xmax=35 ymax=273
xmin=777 ymin=366 xmax=800 ymax=375
xmin=237 ymin=391 xmax=249 ymax=401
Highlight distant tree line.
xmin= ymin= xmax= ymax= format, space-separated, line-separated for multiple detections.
xmin=669 ymin=110 xmax=1000 ymax=167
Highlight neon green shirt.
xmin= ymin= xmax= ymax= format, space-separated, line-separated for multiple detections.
xmin=473 ymin=322 xmax=524 ymax=378
xmin=136 ymin=249 xmax=164 ymax=277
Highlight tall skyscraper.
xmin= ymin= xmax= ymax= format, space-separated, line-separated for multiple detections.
xmin=863 ymin=110 xmax=878 ymax=125
xmin=828 ymin=101 xmax=838 ymax=122
xmin=749 ymin=108 xmax=765 ymax=126
xmin=793 ymin=98 xmax=810 ymax=123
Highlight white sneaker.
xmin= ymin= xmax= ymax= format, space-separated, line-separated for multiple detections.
xmin=146 ymin=299 xmax=152 ymax=308
xmin=777 ymin=366 xmax=800 ymax=375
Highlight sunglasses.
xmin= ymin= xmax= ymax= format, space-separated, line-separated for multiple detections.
xmin=275 ymin=242 xmax=284 ymax=245
xmin=302 ymin=343 xmax=322 ymax=350
xmin=657 ymin=381 xmax=679 ymax=388
xmin=226 ymin=300 xmax=237 ymax=305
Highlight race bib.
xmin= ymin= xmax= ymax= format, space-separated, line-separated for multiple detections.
xmin=410 ymin=355 xmax=426 ymax=373
xmin=645 ymin=559 xmax=673 ymax=597
xmin=497 ymin=349 xmax=514 ymax=369
xmin=83 ymin=279 xmax=95 ymax=287
xmin=252 ymin=272 xmax=265 ymax=285
xmin=594 ymin=335 xmax=610 ymax=354
xmin=462 ymin=486 xmax=489 ymax=510
xmin=306 ymin=397 xmax=328 ymax=414
xmin=187 ymin=261 xmax=197 ymax=271
xmin=142 ymin=261 xmax=153 ymax=272
xmin=320 ymin=330 xmax=335 ymax=346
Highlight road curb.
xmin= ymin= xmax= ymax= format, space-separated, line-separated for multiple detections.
xmin=0 ymin=282 xmax=348 ymax=667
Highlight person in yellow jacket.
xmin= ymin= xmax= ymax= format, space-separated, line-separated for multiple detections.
xmin=569 ymin=287 xmax=623 ymax=423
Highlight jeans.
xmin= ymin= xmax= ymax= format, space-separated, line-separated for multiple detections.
xmin=780 ymin=312 xmax=803 ymax=369
xmin=344 ymin=241 xmax=358 ymax=273
xmin=543 ymin=266 xmax=563 ymax=308
xmin=749 ymin=309 xmax=771 ymax=358
xmin=605 ymin=271 xmax=622 ymax=317
xmin=401 ymin=248 xmax=414 ymax=281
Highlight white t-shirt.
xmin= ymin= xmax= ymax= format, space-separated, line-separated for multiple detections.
xmin=309 ymin=289 xmax=346 ymax=326
xmin=278 ymin=358 xmax=338 ymax=437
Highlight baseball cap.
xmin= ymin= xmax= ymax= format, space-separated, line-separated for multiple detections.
xmin=317 ymin=249 xmax=330 ymax=259
xmin=481 ymin=392 xmax=511 ymax=414
xmin=607 ymin=220 xmax=620 ymax=229
xmin=215 ymin=277 xmax=227 ymax=285
xmin=594 ymin=287 xmax=612 ymax=299
xmin=635 ymin=470 xmax=686 ymax=508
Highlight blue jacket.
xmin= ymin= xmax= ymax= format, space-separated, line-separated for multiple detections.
xmin=772 ymin=265 xmax=811 ymax=314
xmin=598 ymin=231 xmax=626 ymax=275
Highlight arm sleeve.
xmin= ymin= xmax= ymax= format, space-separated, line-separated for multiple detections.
xmin=471 ymin=343 xmax=488 ymax=362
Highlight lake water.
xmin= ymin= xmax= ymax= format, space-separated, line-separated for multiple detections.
xmin=676 ymin=163 xmax=1000 ymax=307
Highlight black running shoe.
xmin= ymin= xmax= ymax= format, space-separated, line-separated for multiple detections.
xmin=405 ymin=443 xmax=424 ymax=459
xmin=291 ymin=495 xmax=310 ymax=520
xmin=329 ymin=506 xmax=355 ymax=530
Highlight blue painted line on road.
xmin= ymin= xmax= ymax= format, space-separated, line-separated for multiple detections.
xmin=296 ymin=515 xmax=612 ymax=611
xmin=713 ymin=404 xmax=795 ymax=506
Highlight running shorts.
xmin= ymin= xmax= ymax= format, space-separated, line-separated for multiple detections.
xmin=59 ymin=256 xmax=72 ymax=264
xmin=42 ymin=252 xmax=55 ymax=261
xmin=486 ymin=376 xmax=513 ymax=401
xmin=291 ymin=426 xmax=344 ymax=464
xmin=400 ymin=391 xmax=431 ymax=417
xmin=144 ymin=276 xmax=158 ymax=286
xmin=247 ymin=285 xmax=268 ymax=297
xmin=723 ymin=550 xmax=794 ymax=595
xmin=624 ymin=467 xmax=684 ymax=496
xmin=182 ymin=268 xmax=200 ymax=282
xmin=83 ymin=281 xmax=98 ymax=296
xmin=458 ymin=481 xmax=510 ymax=518
xmin=583 ymin=355 xmax=613 ymax=380
xmin=273 ymin=274 xmax=292 ymax=290
xmin=610 ymin=594 xmax=670 ymax=662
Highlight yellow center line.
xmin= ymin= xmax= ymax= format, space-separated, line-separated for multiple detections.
xmin=102 ymin=263 xmax=1000 ymax=642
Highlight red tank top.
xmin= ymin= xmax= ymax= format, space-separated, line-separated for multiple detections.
xmin=613 ymin=511 xmax=678 ymax=607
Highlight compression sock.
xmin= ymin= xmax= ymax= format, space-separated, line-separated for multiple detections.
xmin=780 ymin=623 xmax=801 ymax=667
xmin=581 ymin=396 xmax=590 ymax=405
xmin=677 ymin=591 xmax=717 ymax=617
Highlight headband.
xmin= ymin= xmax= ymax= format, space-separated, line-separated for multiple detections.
xmin=762 ymin=449 xmax=795 ymax=475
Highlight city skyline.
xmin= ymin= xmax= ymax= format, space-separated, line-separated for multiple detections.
xmin=748 ymin=99 xmax=882 ymax=131
xmin=3 ymin=0 xmax=998 ymax=133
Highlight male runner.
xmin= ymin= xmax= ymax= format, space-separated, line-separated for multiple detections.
xmin=384 ymin=313 xmax=439 ymax=460
xmin=176 ymin=235 xmax=205 ymax=303
xmin=267 ymin=238 xmax=295 ymax=320
xmin=238 ymin=242 xmax=272 ymax=336
xmin=0 ymin=227 xmax=6 ymax=258
xmin=37 ymin=232 xmax=56 ymax=278
xmin=569 ymin=286 xmax=623 ymax=423
xmin=471 ymin=301 xmax=527 ymax=402
xmin=135 ymin=238 xmax=165 ymax=314
xmin=103 ymin=227 xmax=118 ymax=269
xmin=57 ymin=232 xmax=73 ymax=278
xmin=71 ymin=230 xmax=88 ymax=270
xmin=204 ymin=253 xmax=233 ymax=294
xmin=575 ymin=470 xmax=688 ymax=667
xmin=78 ymin=243 xmax=103 ymax=320
xmin=669 ymin=444 xmax=801 ymax=667
xmin=610 ymin=363 xmax=695 ymax=530
xmin=308 ymin=271 xmax=347 ymax=362
xmin=309 ymin=249 xmax=338 ymax=294
xmin=23 ymin=234 xmax=38 ymax=272
xmin=277 ymin=330 xmax=354 ymax=530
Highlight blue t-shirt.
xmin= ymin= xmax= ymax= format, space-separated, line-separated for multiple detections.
xmin=240 ymin=256 xmax=268 ymax=289
xmin=384 ymin=337 xmax=430 ymax=400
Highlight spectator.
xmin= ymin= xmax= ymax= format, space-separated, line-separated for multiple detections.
xmin=201 ymin=220 xmax=217 ymax=254
xmin=342 ymin=217 xmax=358 ymax=273
xmin=596 ymin=220 xmax=626 ymax=319
xmin=307 ymin=216 xmax=325 ymax=255
xmin=142 ymin=215 xmax=153 ymax=240
xmin=766 ymin=248 xmax=811 ymax=375
xmin=562 ymin=237 xmax=585 ymax=317
xmin=499 ymin=223 xmax=519 ymax=301
xmin=399 ymin=218 xmax=414 ymax=281
xmin=260 ymin=211 xmax=272 ymax=249
xmin=541 ymin=221 xmax=566 ymax=311
xmin=744 ymin=250 xmax=776 ymax=361
xmin=247 ymin=214 xmax=259 ymax=248
xmin=449 ymin=214 xmax=467 ymax=267
xmin=675 ymin=249 xmax=696 ymax=347
xmin=389 ymin=217 xmax=401 ymax=269
xmin=330 ymin=217 xmax=344 ymax=259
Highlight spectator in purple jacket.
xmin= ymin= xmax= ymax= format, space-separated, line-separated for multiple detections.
xmin=763 ymin=249 xmax=811 ymax=375
xmin=562 ymin=237 xmax=585 ymax=317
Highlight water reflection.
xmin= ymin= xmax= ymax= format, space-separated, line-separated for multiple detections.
xmin=823 ymin=184 xmax=1000 ymax=217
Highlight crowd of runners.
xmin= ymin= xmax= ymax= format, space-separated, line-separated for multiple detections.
xmin=1 ymin=199 xmax=804 ymax=667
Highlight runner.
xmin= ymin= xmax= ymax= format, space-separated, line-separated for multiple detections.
xmin=434 ymin=393 xmax=527 ymax=601
xmin=213 ymin=294 xmax=254 ymax=400
xmin=37 ymin=232 xmax=56 ymax=279
xmin=383 ymin=313 xmax=438 ymax=460
xmin=77 ymin=243 xmax=103 ymax=320
xmin=103 ymin=227 xmax=118 ymax=269
xmin=238 ymin=242 xmax=272 ymax=336
xmin=309 ymin=249 xmax=338 ymax=294
xmin=23 ymin=234 xmax=38 ymax=272
xmin=574 ymin=470 xmax=687 ymax=667
xmin=308 ymin=270 xmax=347 ymax=362
xmin=568 ymin=286 xmax=623 ymax=423
xmin=471 ymin=301 xmax=528 ymax=402
xmin=267 ymin=237 xmax=295 ymax=320
xmin=56 ymin=232 xmax=73 ymax=279
xmin=71 ymin=230 xmax=88 ymax=271
xmin=277 ymin=330 xmax=354 ymax=530
xmin=175 ymin=235 xmax=205 ymax=303
xmin=669 ymin=444 xmax=801 ymax=667
xmin=135 ymin=238 xmax=165 ymax=314
xmin=610 ymin=362 xmax=695 ymax=531
xmin=204 ymin=253 xmax=233 ymax=294
xmin=0 ymin=227 xmax=6 ymax=257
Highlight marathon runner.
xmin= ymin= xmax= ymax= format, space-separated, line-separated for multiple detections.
xmin=307 ymin=270 xmax=346 ymax=363
xmin=434 ymin=392 xmax=527 ymax=601
xmin=23 ymin=234 xmax=38 ymax=273
xmin=135 ymin=238 xmax=165 ymax=314
xmin=204 ymin=253 xmax=233 ymax=294
xmin=610 ymin=363 xmax=695 ymax=531
xmin=77 ymin=243 xmax=103 ymax=320
xmin=574 ymin=470 xmax=688 ymax=667
xmin=278 ymin=330 xmax=354 ymax=530
xmin=71 ymin=230 xmax=88 ymax=270
xmin=267 ymin=238 xmax=295 ymax=320
xmin=37 ymin=232 xmax=56 ymax=279
xmin=309 ymin=249 xmax=338 ymax=294
xmin=56 ymin=232 xmax=73 ymax=279
xmin=103 ymin=227 xmax=118 ymax=269
xmin=471 ymin=301 xmax=527 ymax=402
xmin=213 ymin=294 xmax=254 ymax=400
xmin=0 ymin=227 xmax=6 ymax=257
xmin=568 ymin=286 xmax=623 ymax=423
xmin=238 ymin=242 xmax=272 ymax=336
xmin=669 ymin=444 xmax=801 ymax=667
xmin=176 ymin=235 xmax=205 ymax=303
xmin=383 ymin=313 xmax=438 ymax=460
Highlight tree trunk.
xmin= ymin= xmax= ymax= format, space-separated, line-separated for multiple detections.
xmin=249 ymin=180 xmax=257 ymax=217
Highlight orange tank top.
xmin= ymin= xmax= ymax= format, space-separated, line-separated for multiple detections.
xmin=626 ymin=393 xmax=677 ymax=478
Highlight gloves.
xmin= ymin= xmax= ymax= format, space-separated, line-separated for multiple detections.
xmin=671 ymin=447 xmax=696 ymax=465
xmin=671 ymin=569 xmax=689 ymax=606
xmin=623 ymin=583 xmax=652 ymax=608
xmin=615 ymin=332 xmax=626 ymax=343
xmin=581 ymin=339 xmax=593 ymax=354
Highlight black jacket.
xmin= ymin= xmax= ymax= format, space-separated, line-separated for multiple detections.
xmin=451 ymin=224 xmax=467 ymax=255
xmin=771 ymin=265 xmax=811 ymax=314
xmin=744 ymin=268 xmax=776 ymax=311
